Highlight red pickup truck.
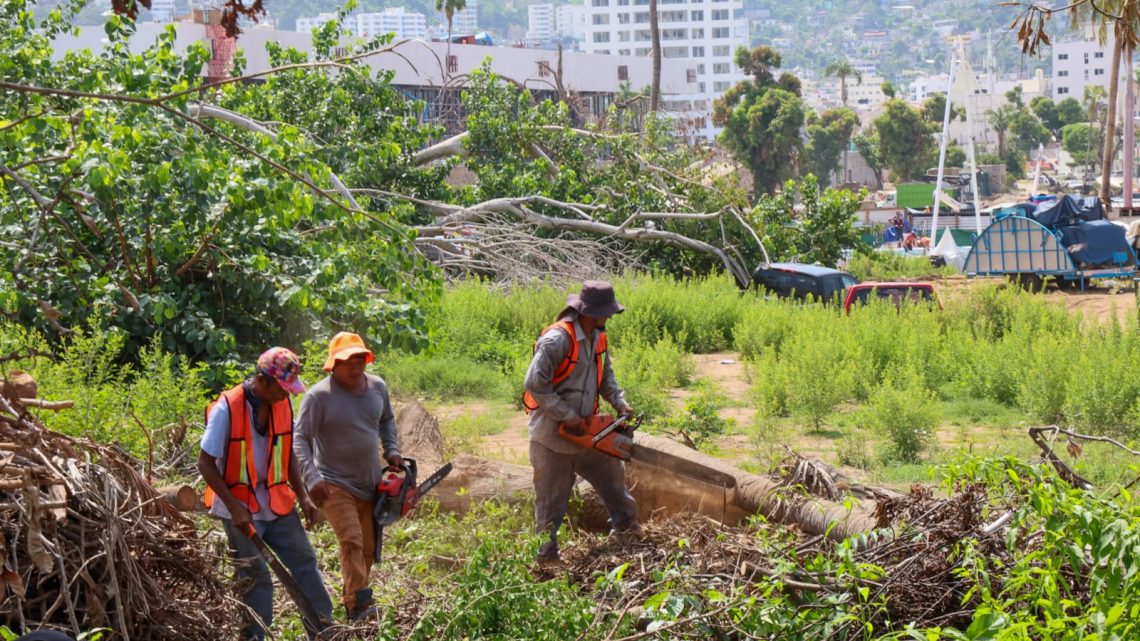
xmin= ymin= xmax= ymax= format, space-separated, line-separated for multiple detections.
xmin=842 ymin=282 xmax=941 ymax=313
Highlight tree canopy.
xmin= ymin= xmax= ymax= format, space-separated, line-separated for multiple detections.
xmin=713 ymin=46 xmax=806 ymax=196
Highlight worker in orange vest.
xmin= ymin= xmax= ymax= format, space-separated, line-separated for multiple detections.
xmin=523 ymin=281 xmax=641 ymax=564
xmin=198 ymin=347 xmax=332 ymax=641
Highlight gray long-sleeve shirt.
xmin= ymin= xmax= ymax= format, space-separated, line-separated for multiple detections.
xmin=293 ymin=373 xmax=401 ymax=501
xmin=523 ymin=313 xmax=629 ymax=454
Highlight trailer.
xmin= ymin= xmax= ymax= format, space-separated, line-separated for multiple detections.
xmin=962 ymin=196 xmax=1138 ymax=291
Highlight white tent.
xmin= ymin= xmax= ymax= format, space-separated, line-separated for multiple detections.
xmin=933 ymin=228 xmax=972 ymax=272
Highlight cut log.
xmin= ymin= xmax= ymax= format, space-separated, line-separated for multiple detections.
xmin=1 ymin=371 xmax=36 ymax=402
xmin=157 ymin=485 xmax=199 ymax=512
xmin=394 ymin=400 xmax=880 ymax=540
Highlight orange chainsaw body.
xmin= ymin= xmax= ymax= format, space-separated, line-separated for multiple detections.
xmin=558 ymin=414 xmax=634 ymax=460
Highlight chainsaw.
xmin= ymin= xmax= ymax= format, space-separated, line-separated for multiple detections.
xmin=558 ymin=413 xmax=639 ymax=460
xmin=373 ymin=458 xmax=453 ymax=562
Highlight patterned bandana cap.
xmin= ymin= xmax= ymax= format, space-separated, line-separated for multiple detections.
xmin=256 ymin=347 xmax=306 ymax=395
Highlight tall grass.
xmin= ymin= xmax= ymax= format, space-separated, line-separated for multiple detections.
xmin=738 ymin=284 xmax=1140 ymax=438
xmin=383 ymin=275 xmax=748 ymax=410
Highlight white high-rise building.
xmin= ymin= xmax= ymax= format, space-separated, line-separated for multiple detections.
xmin=581 ymin=0 xmax=747 ymax=140
xmin=556 ymin=4 xmax=588 ymax=39
xmin=1052 ymin=34 xmax=1131 ymax=102
xmin=356 ymin=8 xmax=427 ymax=40
xmin=451 ymin=1 xmax=479 ymax=34
xmin=295 ymin=12 xmax=337 ymax=33
xmin=528 ymin=4 xmax=556 ymax=44
xmin=149 ymin=0 xmax=176 ymax=22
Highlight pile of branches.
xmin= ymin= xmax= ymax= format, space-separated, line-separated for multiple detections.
xmin=0 ymin=393 xmax=237 ymax=639
xmin=536 ymin=482 xmax=1010 ymax=639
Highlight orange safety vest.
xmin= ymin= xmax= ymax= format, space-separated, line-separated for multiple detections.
xmin=203 ymin=384 xmax=297 ymax=517
xmin=522 ymin=320 xmax=607 ymax=414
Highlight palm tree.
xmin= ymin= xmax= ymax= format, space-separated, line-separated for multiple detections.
xmin=1071 ymin=0 xmax=1140 ymax=216
xmin=824 ymin=58 xmax=862 ymax=107
xmin=1084 ymin=85 xmax=1108 ymax=175
xmin=435 ymin=0 xmax=467 ymax=75
xmin=649 ymin=0 xmax=660 ymax=112
xmin=986 ymin=105 xmax=1016 ymax=158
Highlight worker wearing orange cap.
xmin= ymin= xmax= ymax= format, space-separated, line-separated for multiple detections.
xmin=293 ymin=332 xmax=401 ymax=621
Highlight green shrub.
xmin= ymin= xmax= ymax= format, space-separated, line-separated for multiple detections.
xmin=837 ymin=431 xmax=874 ymax=470
xmin=860 ymin=371 xmax=939 ymax=463
xmin=845 ymin=252 xmax=956 ymax=281
xmin=781 ymin=331 xmax=853 ymax=432
xmin=657 ymin=381 xmax=734 ymax=449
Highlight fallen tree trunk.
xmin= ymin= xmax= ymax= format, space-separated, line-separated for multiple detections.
xmin=396 ymin=402 xmax=881 ymax=541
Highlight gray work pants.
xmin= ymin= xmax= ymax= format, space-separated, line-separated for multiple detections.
xmin=530 ymin=440 xmax=639 ymax=559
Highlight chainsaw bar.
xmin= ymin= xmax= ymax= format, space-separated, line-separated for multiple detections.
xmin=413 ymin=461 xmax=453 ymax=502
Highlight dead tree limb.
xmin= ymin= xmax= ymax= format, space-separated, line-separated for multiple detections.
xmin=1028 ymin=426 xmax=1094 ymax=490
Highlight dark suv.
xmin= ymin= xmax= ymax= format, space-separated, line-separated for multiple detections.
xmin=751 ymin=263 xmax=860 ymax=303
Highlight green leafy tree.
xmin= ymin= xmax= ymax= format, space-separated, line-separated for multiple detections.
xmin=873 ymin=99 xmax=934 ymax=182
xmin=1062 ymin=123 xmax=1104 ymax=171
xmin=0 ymin=2 xmax=439 ymax=364
xmin=922 ymin=93 xmax=965 ymax=123
xmin=713 ymin=46 xmax=806 ymax=195
xmin=1009 ymin=108 xmax=1050 ymax=154
xmin=749 ymin=175 xmax=866 ymax=268
xmin=852 ymin=133 xmax=884 ymax=189
xmin=880 ymin=80 xmax=897 ymax=99
xmin=458 ymin=64 xmax=758 ymax=278
xmin=1030 ymin=95 xmax=1083 ymax=141
xmin=804 ymin=108 xmax=858 ymax=187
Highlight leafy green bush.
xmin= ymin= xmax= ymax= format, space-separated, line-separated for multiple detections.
xmin=1 ymin=325 xmax=211 ymax=458
xmin=845 ymin=252 xmax=956 ymax=281
xmin=836 ymin=431 xmax=874 ymax=470
xmin=657 ymin=381 xmax=734 ymax=449
xmin=860 ymin=371 xmax=938 ymax=463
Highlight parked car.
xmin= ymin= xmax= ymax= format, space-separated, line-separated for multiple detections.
xmin=752 ymin=263 xmax=859 ymax=303
xmin=843 ymin=282 xmax=941 ymax=313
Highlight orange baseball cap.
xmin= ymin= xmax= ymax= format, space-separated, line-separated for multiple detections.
xmin=322 ymin=332 xmax=375 ymax=372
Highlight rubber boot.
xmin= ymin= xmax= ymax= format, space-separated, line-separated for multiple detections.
xmin=349 ymin=588 xmax=378 ymax=622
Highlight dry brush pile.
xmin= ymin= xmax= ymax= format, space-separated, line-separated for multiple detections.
xmin=0 ymin=388 xmax=237 ymax=639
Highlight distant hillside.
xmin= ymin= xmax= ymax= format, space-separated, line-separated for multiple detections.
xmin=748 ymin=0 xmax=1053 ymax=80
xmin=64 ymin=0 xmax=1066 ymax=81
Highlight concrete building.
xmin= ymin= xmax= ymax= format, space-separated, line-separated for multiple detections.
xmin=450 ymin=2 xmax=479 ymax=35
xmin=150 ymin=0 xmax=176 ymax=22
xmin=528 ymin=4 xmax=556 ymax=44
xmin=295 ymin=13 xmax=337 ymax=34
xmin=355 ymin=9 xmax=428 ymax=40
xmin=50 ymin=22 xmax=696 ymax=133
xmin=556 ymin=4 xmax=589 ymax=40
xmin=579 ymin=0 xmax=748 ymax=140
xmin=1051 ymin=34 xmax=1130 ymax=101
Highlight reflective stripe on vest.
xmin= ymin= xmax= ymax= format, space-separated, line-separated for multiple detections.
xmin=522 ymin=320 xmax=607 ymax=414
xmin=202 ymin=384 xmax=297 ymax=516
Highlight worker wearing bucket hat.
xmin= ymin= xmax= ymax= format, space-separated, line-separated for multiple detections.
xmin=294 ymin=332 xmax=401 ymax=621
xmin=523 ymin=281 xmax=641 ymax=564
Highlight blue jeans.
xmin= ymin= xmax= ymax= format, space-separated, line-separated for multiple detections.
xmin=222 ymin=511 xmax=333 ymax=641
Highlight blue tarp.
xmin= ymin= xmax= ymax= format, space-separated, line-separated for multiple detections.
xmin=1033 ymin=195 xmax=1104 ymax=228
xmin=1060 ymin=220 xmax=1132 ymax=266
